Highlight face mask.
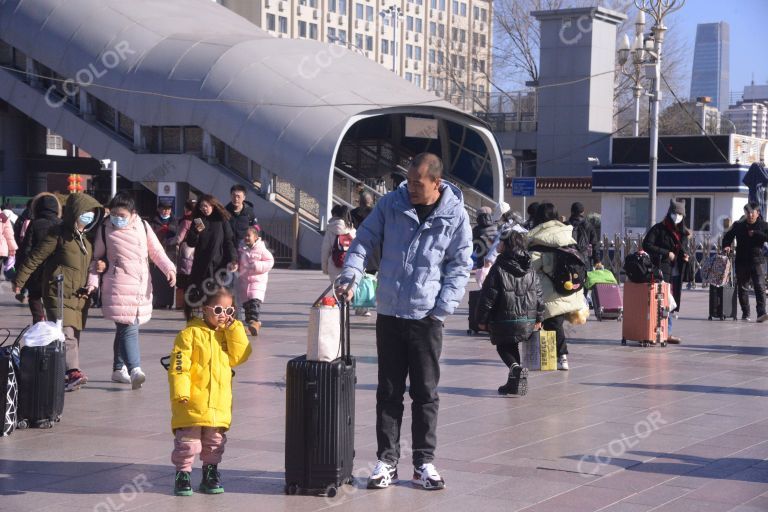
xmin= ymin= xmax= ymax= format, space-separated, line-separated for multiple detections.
xmin=160 ymin=214 xmax=171 ymax=220
xmin=78 ymin=212 xmax=95 ymax=226
xmin=671 ymin=213 xmax=683 ymax=225
xmin=111 ymin=215 xmax=129 ymax=229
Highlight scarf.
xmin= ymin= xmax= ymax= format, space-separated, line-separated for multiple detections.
xmin=663 ymin=217 xmax=682 ymax=253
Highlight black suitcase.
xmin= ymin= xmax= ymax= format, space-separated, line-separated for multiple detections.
xmin=17 ymin=274 xmax=66 ymax=429
xmin=284 ymin=294 xmax=355 ymax=498
xmin=467 ymin=289 xmax=488 ymax=335
xmin=0 ymin=328 xmax=23 ymax=436
xmin=708 ymin=285 xmax=737 ymax=320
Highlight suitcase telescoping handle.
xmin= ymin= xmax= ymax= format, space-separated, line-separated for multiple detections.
xmin=55 ymin=274 xmax=64 ymax=331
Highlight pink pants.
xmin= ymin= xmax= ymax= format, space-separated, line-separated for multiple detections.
xmin=171 ymin=427 xmax=227 ymax=472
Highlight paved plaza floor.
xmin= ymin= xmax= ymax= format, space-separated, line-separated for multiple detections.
xmin=0 ymin=270 xmax=767 ymax=511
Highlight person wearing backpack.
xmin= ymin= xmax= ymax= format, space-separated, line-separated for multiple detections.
xmin=86 ymin=192 xmax=176 ymax=389
xmin=528 ymin=203 xmax=587 ymax=371
xmin=567 ymin=202 xmax=601 ymax=270
xmin=642 ymin=200 xmax=691 ymax=344
xmin=321 ymin=204 xmax=356 ymax=284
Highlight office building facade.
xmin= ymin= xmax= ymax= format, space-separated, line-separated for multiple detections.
xmin=216 ymin=0 xmax=492 ymax=112
xmin=689 ymin=22 xmax=730 ymax=112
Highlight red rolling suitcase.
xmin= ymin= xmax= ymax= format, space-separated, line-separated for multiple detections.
xmin=621 ymin=281 xmax=670 ymax=347
xmin=592 ymin=284 xmax=623 ymax=321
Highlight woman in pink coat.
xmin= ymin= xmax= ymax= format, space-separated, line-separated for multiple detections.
xmin=0 ymin=209 xmax=18 ymax=269
xmin=87 ymin=193 xmax=176 ymax=389
xmin=237 ymin=226 xmax=274 ymax=336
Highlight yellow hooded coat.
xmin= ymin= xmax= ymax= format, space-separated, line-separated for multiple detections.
xmin=168 ymin=318 xmax=252 ymax=431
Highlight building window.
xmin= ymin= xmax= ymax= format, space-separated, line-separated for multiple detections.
xmin=339 ymin=0 xmax=347 ymax=13
xmin=382 ymin=39 xmax=389 ymax=54
xmin=437 ymin=51 xmax=444 ymax=65
xmin=328 ymin=27 xmax=337 ymax=40
xmin=309 ymin=0 xmax=317 ymax=7
xmin=406 ymin=44 xmax=413 ymax=59
xmin=366 ymin=5 xmax=373 ymax=21
xmin=451 ymin=27 xmax=458 ymax=41
xmin=675 ymin=197 xmax=713 ymax=232
xmin=407 ymin=16 xmax=414 ymax=32
xmin=356 ymin=3 xmax=364 ymax=19
xmin=460 ymin=2 xmax=467 ymax=16
xmin=473 ymin=5 xmax=479 ymax=18
xmin=356 ymin=33 xmax=363 ymax=49
xmin=405 ymin=72 xmax=413 ymax=81
xmin=298 ymin=20 xmax=307 ymax=38
xmin=338 ymin=29 xmax=347 ymax=43
xmin=458 ymin=56 xmax=465 ymax=70
xmin=439 ymin=0 xmax=446 ymax=10
xmin=479 ymin=59 xmax=485 ymax=73
xmin=438 ymin=24 xmax=445 ymax=38
xmin=428 ymin=76 xmax=435 ymax=89
xmin=429 ymin=22 xmax=436 ymax=36
xmin=429 ymin=49 xmax=436 ymax=63
xmin=184 ymin=127 xmax=203 ymax=154
xmin=624 ymin=197 xmax=649 ymax=231
xmin=473 ymin=32 xmax=479 ymax=46
xmin=415 ymin=47 xmax=422 ymax=60
xmin=430 ymin=0 xmax=436 ymax=7
xmin=479 ymin=85 xmax=485 ymax=94
xmin=460 ymin=29 xmax=466 ymax=42
xmin=414 ymin=73 xmax=421 ymax=86
xmin=329 ymin=0 xmax=337 ymax=12
xmin=279 ymin=16 xmax=288 ymax=34
xmin=480 ymin=34 xmax=486 ymax=47
xmin=366 ymin=35 xmax=374 ymax=51
xmin=299 ymin=0 xmax=307 ymax=5
xmin=267 ymin=14 xmax=276 ymax=31
xmin=310 ymin=23 xmax=318 ymax=39
xmin=161 ymin=127 xmax=182 ymax=153
xmin=452 ymin=1 xmax=459 ymax=14
xmin=472 ymin=58 xmax=478 ymax=72
xmin=481 ymin=8 xmax=487 ymax=22
xmin=415 ymin=19 xmax=422 ymax=32
xmin=451 ymin=54 xmax=457 ymax=67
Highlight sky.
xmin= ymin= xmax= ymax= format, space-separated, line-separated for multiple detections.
xmin=668 ymin=0 xmax=768 ymax=100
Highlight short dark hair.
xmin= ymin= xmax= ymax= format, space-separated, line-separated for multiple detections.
xmin=527 ymin=201 xmax=540 ymax=217
xmin=502 ymin=231 xmax=527 ymax=256
xmin=571 ymin=202 xmax=585 ymax=215
xmin=409 ymin=153 xmax=443 ymax=181
xmin=745 ymin=202 xmax=761 ymax=213
xmin=534 ymin=202 xmax=559 ymax=226
xmin=331 ymin=204 xmax=353 ymax=228
xmin=203 ymin=286 xmax=234 ymax=307
xmin=107 ymin=192 xmax=135 ymax=212
xmin=230 ymin=184 xmax=247 ymax=194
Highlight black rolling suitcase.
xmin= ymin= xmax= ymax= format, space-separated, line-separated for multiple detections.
xmin=708 ymin=258 xmax=737 ymax=321
xmin=17 ymin=274 xmax=66 ymax=429
xmin=284 ymin=297 xmax=355 ymax=498
xmin=467 ymin=290 xmax=487 ymax=335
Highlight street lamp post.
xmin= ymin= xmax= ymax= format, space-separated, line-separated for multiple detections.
xmin=380 ymin=5 xmax=402 ymax=74
xmin=621 ymin=0 xmax=685 ymax=229
xmin=617 ymin=12 xmax=647 ymax=137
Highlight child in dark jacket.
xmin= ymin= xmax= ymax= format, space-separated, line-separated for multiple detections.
xmin=477 ymin=231 xmax=544 ymax=396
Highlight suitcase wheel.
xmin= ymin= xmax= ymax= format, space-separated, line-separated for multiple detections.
xmin=325 ymin=485 xmax=338 ymax=498
xmin=467 ymin=330 xmax=472 ymax=335
xmin=39 ymin=420 xmax=53 ymax=429
xmin=720 ymin=316 xmax=725 ymax=321
xmin=16 ymin=419 xmax=28 ymax=430
xmin=661 ymin=341 xmax=668 ymax=347
xmin=621 ymin=338 xmax=627 ymax=346
xmin=285 ymin=483 xmax=299 ymax=496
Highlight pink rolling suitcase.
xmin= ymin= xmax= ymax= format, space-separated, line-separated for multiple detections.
xmin=592 ymin=284 xmax=623 ymax=321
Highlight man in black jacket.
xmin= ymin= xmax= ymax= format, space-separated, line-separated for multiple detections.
xmin=351 ymin=191 xmax=374 ymax=229
xmin=722 ymin=202 xmax=768 ymax=322
xmin=567 ymin=202 xmax=601 ymax=269
xmin=225 ymin=184 xmax=257 ymax=245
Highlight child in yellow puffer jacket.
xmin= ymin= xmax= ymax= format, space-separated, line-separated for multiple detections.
xmin=168 ymin=287 xmax=252 ymax=496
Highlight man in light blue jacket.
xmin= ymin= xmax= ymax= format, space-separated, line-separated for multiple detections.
xmin=336 ymin=152 xmax=472 ymax=491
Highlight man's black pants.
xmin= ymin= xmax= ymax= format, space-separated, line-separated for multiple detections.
xmin=375 ymin=314 xmax=442 ymax=467
xmin=736 ymin=258 xmax=766 ymax=318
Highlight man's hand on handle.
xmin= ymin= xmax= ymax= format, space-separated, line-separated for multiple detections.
xmin=723 ymin=246 xmax=732 ymax=255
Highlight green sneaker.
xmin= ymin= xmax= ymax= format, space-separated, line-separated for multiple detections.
xmin=174 ymin=471 xmax=193 ymax=496
xmin=199 ymin=464 xmax=224 ymax=494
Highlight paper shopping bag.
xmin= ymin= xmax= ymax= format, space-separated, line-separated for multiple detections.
xmin=519 ymin=329 xmax=557 ymax=371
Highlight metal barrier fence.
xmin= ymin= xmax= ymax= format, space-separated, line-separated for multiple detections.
xmin=594 ymin=233 xmax=725 ymax=286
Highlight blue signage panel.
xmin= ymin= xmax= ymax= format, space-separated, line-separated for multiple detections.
xmin=512 ymin=178 xmax=536 ymax=197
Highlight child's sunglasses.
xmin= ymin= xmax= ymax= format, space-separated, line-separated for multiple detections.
xmin=205 ymin=305 xmax=235 ymax=316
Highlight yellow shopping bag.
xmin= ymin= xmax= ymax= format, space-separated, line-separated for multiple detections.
xmin=520 ymin=329 xmax=557 ymax=371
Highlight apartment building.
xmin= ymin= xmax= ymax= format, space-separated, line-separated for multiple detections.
xmin=216 ymin=0 xmax=492 ymax=111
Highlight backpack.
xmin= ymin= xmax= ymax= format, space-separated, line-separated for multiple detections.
xmin=572 ymin=222 xmax=591 ymax=257
xmin=530 ymin=245 xmax=586 ymax=295
xmin=331 ymin=233 xmax=353 ymax=268
xmin=624 ymin=251 xmax=653 ymax=283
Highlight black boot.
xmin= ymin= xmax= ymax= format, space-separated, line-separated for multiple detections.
xmin=199 ymin=464 xmax=224 ymax=494
xmin=174 ymin=471 xmax=193 ymax=496
xmin=498 ymin=365 xmax=528 ymax=396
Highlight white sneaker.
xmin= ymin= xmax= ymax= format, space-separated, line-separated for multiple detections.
xmin=366 ymin=460 xmax=398 ymax=489
xmin=557 ymin=355 xmax=569 ymax=371
xmin=130 ymin=367 xmax=146 ymax=390
xmin=111 ymin=366 xmax=130 ymax=384
xmin=412 ymin=463 xmax=445 ymax=490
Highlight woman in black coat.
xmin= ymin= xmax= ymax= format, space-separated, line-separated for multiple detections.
xmin=642 ymin=199 xmax=692 ymax=344
xmin=183 ymin=194 xmax=237 ymax=319
xmin=16 ymin=193 xmax=62 ymax=323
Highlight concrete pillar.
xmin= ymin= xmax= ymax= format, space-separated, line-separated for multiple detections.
xmin=532 ymin=7 xmax=626 ymax=177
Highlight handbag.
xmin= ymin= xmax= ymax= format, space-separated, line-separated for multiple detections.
xmin=306 ymin=285 xmax=342 ymax=362
xmin=519 ymin=329 xmax=557 ymax=371
xmin=585 ymin=268 xmax=618 ymax=289
xmin=352 ymin=274 xmax=377 ymax=309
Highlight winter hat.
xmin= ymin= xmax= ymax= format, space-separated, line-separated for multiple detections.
xmin=668 ymin=200 xmax=685 ymax=217
xmin=492 ymin=201 xmax=511 ymax=222
xmin=571 ymin=202 xmax=585 ymax=215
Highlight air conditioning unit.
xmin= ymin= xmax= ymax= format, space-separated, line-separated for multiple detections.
xmin=429 ymin=36 xmax=433 ymax=45
xmin=296 ymin=5 xmax=301 ymax=15
xmin=338 ymin=15 xmax=344 ymax=24
xmin=414 ymin=61 xmax=419 ymax=70
xmin=278 ymin=1 xmax=285 ymax=11
xmin=327 ymin=12 xmax=332 ymax=22
xmin=354 ymin=19 xmax=359 ymax=28
xmin=415 ymin=5 xmax=420 ymax=14
xmin=436 ymin=39 xmax=442 ymax=48
xmin=480 ymin=22 xmax=485 ymax=31
xmin=380 ymin=55 xmax=384 ymax=63
xmin=438 ymin=11 xmax=443 ymax=21
xmin=265 ymin=0 xmax=270 ymax=7
xmin=365 ymin=21 xmax=370 ymax=31
xmin=313 ymin=9 xmax=319 ymax=19
xmin=405 ymin=32 xmax=410 ymax=41
xmin=381 ymin=26 xmax=385 ymax=35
